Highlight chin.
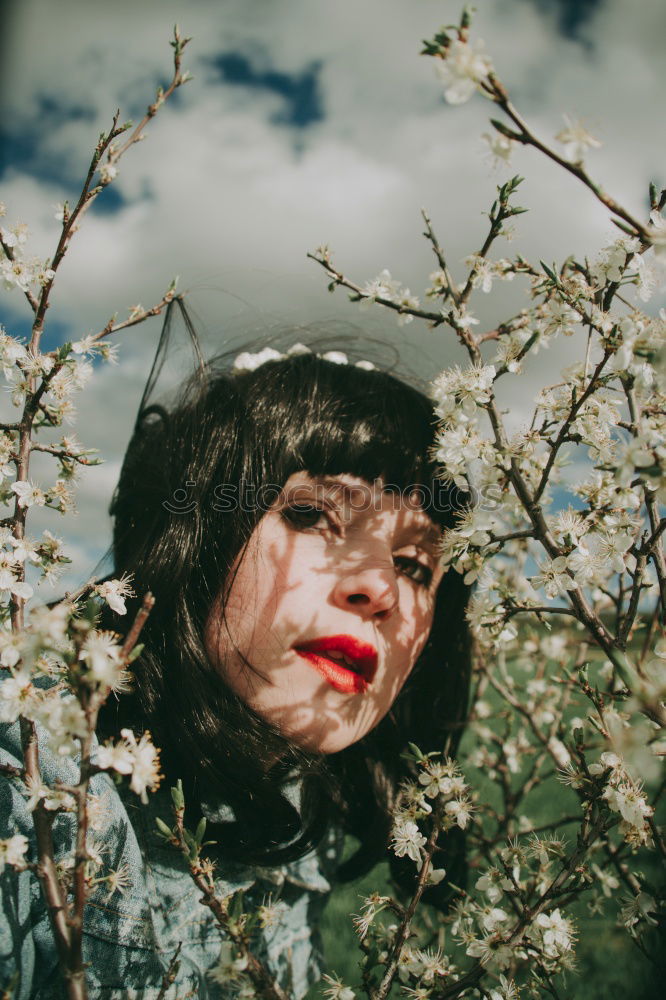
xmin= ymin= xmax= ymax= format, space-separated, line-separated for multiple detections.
xmin=288 ymin=725 xmax=368 ymax=755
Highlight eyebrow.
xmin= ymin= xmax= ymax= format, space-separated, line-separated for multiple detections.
xmin=311 ymin=475 xmax=443 ymax=552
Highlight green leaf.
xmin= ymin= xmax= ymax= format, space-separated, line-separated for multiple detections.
xmin=228 ymin=890 xmax=244 ymax=921
xmin=170 ymin=780 xmax=185 ymax=811
xmin=57 ymin=342 xmax=73 ymax=361
xmin=611 ymin=217 xmax=640 ymax=237
xmin=83 ymin=597 xmax=99 ymax=623
xmin=405 ymin=741 xmax=425 ymax=762
xmin=127 ymin=643 xmax=144 ymax=664
xmin=460 ymin=5 xmax=474 ymax=30
xmin=539 ymin=261 xmax=559 ymax=283
xmin=155 ymin=817 xmax=173 ymax=838
xmin=194 ymin=816 xmax=207 ymax=847
xmin=490 ymin=118 xmax=520 ymax=140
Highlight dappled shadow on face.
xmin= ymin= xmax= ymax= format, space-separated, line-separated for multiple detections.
xmin=203 ymin=473 xmax=446 ymax=755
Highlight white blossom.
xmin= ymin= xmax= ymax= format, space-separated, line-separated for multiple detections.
xmin=361 ymin=268 xmax=401 ymax=302
xmin=0 ymin=551 xmax=33 ymax=601
xmin=36 ymin=694 xmax=87 ymax=758
xmin=542 ymin=296 xmax=582 ymax=337
xmin=482 ymin=907 xmax=509 ymax=933
xmin=321 ymin=973 xmax=356 ymax=1000
xmin=555 ymin=115 xmax=602 ymax=162
xmin=482 ymin=131 xmax=513 ymax=167
xmin=444 ymin=797 xmax=473 ymax=829
xmin=531 ymin=556 xmax=578 ymax=598
xmin=96 ymin=729 xmax=161 ymax=803
xmin=359 ymin=269 xmax=420 ymax=324
xmin=11 ymin=480 xmax=46 ymax=509
xmin=79 ymin=631 xmax=128 ymax=692
xmin=391 ymin=818 xmax=426 ymax=863
xmin=590 ymin=240 xmax=630 ymax=287
xmin=488 ymin=975 xmax=519 ymax=1000
xmin=0 ymin=628 xmax=23 ymax=668
xmin=531 ymin=907 xmax=574 ymax=959
xmin=94 ymin=575 xmax=135 ymax=616
xmin=590 ymin=863 xmax=620 ymax=898
xmin=24 ymin=775 xmax=75 ymax=812
xmin=0 ymin=669 xmax=38 ymax=723
xmin=0 ymin=833 xmax=29 ymax=873
xmin=602 ymin=781 xmax=653 ymax=830
xmin=465 ymin=936 xmax=513 ymax=970
xmin=619 ymin=892 xmax=658 ymax=929
xmin=647 ymin=208 xmax=666 ymax=258
xmin=418 ymin=760 xmax=460 ymax=798
xmin=98 ymin=163 xmax=118 ymax=184
xmin=207 ymin=941 xmax=249 ymax=987
xmin=431 ymin=363 xmax=496 ymax=419
xmin=476 ymin=868 xmax=513 ymax=903
xmin=435 ymin=39 xmax=494 ymax=105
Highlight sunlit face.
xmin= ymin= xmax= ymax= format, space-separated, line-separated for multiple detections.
xmin=204 ymin=472 xmax=447 ymax=754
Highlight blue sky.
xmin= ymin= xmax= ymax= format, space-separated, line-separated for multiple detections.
xmin=0 ymin=0 xmax=664 ymax=591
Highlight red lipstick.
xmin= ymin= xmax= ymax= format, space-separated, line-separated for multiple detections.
xmin=293 ymin=634 xmax=378 ymax=695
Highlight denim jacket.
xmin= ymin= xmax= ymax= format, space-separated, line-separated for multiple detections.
xmin=0 ymin=720 xmax=337 ymax=999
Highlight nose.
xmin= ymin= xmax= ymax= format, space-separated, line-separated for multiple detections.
xmin=332 ymin=562 xmax=400 ymax=621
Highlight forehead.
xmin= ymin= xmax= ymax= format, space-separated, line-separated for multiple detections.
xmin=282 ymin=472 xmax=442 ymax=544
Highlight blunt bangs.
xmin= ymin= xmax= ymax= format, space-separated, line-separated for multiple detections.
xmin=233 ymin=353 xmax=459 ymax=529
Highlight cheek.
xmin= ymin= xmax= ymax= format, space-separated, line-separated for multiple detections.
xmin=397 ymin=586 xmax=436 ymax=654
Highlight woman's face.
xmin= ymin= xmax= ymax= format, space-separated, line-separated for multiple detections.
xmin=204 ymin=472 xmax=447 ymax=754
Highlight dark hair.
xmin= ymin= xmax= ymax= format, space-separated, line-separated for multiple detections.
xmin=97 ymin=335 xmax=471 ymax=900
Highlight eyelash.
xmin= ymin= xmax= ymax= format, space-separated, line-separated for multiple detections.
xmin=281 ymin=503 xmax=434 ymax=587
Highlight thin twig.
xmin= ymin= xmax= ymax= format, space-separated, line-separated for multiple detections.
xmin=156 ymin=942 xmax=183 ymax=1000
xmin=533 ymin=350 xmax=612 ymax=504
xmin=120 ymin=592 xmax=155 ymax=661
xmin=372 ymin=822 xmax=442 ymax=1000
xmin=421 ymin=208 xmax=460 ymax=306
xmin=170 ymin=808 xmax=290 ymax=1000
xmin=484 ymin=81 xmax=650 ymax=240
xmin=90 ymin=287 xmax=181 ymax=344
xmin=306 ymin=253 xmax=444 ymax=326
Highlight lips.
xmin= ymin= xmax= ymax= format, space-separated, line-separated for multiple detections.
xmin=293 ymin=634 xmax=378 ymax=695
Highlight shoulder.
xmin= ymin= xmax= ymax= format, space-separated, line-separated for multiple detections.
xmin=1 ymin=722 xmax=337 ymax=998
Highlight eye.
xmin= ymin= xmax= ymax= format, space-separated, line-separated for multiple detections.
xmin=394 ymin=555 xmax=433 ymax=587
xmin=281 ymin=503 xmax=339 ymax=533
